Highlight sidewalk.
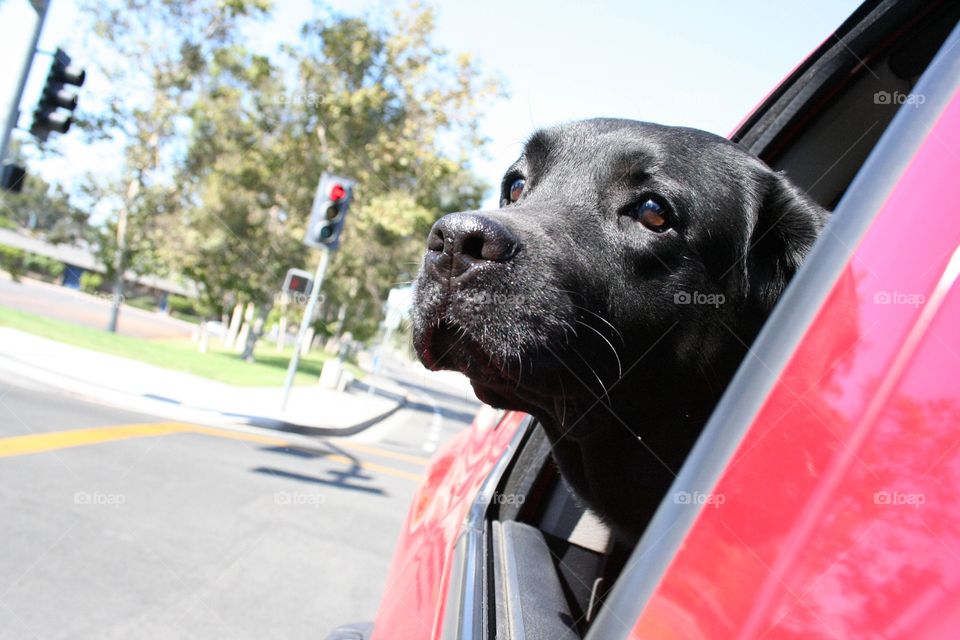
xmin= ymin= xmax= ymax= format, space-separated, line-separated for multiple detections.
xmin=0 ymin=328 xmax=407 ymax=434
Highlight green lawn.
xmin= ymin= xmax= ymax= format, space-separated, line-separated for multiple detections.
xmin=0 ymin=305 xmax=362 ymax=387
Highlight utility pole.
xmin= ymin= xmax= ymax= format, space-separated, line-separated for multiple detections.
xmin=0 ymin=1 xmax=49 ymax=165
xmin=280 ymin=247 xmax=330 ymax=410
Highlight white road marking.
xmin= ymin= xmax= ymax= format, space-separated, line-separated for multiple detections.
xmin=418 ymin=391 xmax=444 ymax=452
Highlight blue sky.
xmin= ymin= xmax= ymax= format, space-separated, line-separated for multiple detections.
xmin=1 ymin=0 xmax=862 ymax=210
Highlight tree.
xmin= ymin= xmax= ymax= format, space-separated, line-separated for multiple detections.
xmin=288 ymin=5 xmax=498 ymax=342
xmin=76 ymin=0 xmax=272 ymax=331
xmin=169 ymin=2 xmax=500 ymax=356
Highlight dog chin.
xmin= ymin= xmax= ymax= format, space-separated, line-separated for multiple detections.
xmin=416 ymin=319 xmax=560 ymax=418
xmin=418 ymin=318 xmax=504 ymax=381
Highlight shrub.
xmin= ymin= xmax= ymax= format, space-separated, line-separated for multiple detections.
xmin=79 ymin=272 xmax=104 ymax=293
xmin=0 ymin=245 xmax=26 ymax=281
xmin=23 ymin=254 xmax=64 ymax=281
xmin=167 ymin=294 xmax=196 ymax=316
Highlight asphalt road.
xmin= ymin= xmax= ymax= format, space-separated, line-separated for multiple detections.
xmin=0 ymin=363 xmax=480 ymax=639
xmin=0 ymin=275 xmax=195 ymax=340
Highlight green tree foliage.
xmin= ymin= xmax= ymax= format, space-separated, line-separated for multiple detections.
xmin=173 ymin=3 xmax=500 ymax=341
xmin=76 ymin=0 xmax=273 ymax=301
xmin=67 ymin=1 xmax=500 ymax=347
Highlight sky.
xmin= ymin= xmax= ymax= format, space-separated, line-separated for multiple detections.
xmin=1 ymin=0 xmax=863 ymax=211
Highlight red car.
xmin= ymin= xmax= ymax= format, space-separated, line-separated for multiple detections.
xmin=331 ymin=1 xmax=960 ymax=637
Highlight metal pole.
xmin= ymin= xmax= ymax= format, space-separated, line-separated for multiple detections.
xmin=280 ymin=247 xmax=330 ymax=410
xmin=107 ymin=177 xmax=138 ymax=333
xmin=0 ymin=1 xmax=48 ymax=165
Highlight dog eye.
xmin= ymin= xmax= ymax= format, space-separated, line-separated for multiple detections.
xmin=633 ymin=199 xmax=670 ymax=232
xmin=509 ymin=178 xmax=525 ymax=203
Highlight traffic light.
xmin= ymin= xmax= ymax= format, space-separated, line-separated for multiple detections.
xmin=1 ymin=164 xmax=27 ymax=194
xmin=282 ymin=268 xmax=313 ymax=296
xmin=305 ymin=172 xmax=355 ymax=250
xmin=30 ymin=48 xmax=85 ymax=142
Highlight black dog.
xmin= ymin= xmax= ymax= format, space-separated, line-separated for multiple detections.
xmin=412 ymin=119 xmax=827 ymax=535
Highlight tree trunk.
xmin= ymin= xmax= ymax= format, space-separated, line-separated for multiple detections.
xmin=241 ymin=303 xmax=271 ymax=362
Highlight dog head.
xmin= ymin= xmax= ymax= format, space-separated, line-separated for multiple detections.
xmin=412 ymin=119 xmax=825 ymax=425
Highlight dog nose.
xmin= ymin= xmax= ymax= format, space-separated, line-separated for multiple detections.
xmin=426 ymin=213 xmax=519 ymax=281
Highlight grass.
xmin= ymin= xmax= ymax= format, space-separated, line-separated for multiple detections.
xmin=0 ymin=305 xmax=363 ymax=387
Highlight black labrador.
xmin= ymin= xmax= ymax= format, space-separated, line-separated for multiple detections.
xmin=412 ymin=119 xmax=827 ymax=536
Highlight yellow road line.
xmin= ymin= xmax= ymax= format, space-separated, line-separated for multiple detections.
xmin=335 ymin=441 xmax=431 ymax=466
xmin=0 ymin=422 xmax=421 ymax=482
xmin=0 ymin=422 xmax=194 ymax=458
xmin=185 ymin=424 xmax=288 ymax=445
xmin=325 ymin=453 xmax=423 ymax=483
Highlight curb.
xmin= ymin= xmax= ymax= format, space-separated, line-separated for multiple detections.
xmin=0 ymin=353 xmax=407 ymax=438
xmin=268 ymin=398 xmax=407 ymax=438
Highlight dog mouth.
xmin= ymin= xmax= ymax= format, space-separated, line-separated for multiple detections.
xmin=420 ymin=318 xmax=512 ymax=384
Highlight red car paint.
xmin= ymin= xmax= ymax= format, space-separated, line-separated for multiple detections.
xmin=631 ymin=91 xmax=960 ymax=639
xmin=371 ymin=410 xmax=525 ymax=639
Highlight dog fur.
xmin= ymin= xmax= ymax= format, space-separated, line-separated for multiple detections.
xmin=412 ymin=119 xmax=827 ymax=535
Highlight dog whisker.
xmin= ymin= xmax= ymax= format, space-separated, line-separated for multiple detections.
xmin=575 ymin=319 xmax=623 ymax=379
xmin=570 ymin=303 xmax=624 ymax=344
xmin=570 ymin=347 xmax=613 ymax=409
xmin=559 ymin=375 xmax=567 ymax=427
xmin=515 ymin=349 xmax=523 ymax=390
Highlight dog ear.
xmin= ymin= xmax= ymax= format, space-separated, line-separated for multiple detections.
xmin=746 ymin=171 xmax=827 ymax=311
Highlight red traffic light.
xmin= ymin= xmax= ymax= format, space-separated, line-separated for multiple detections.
xmin=329 ymin=183 xmax=347 ymax=201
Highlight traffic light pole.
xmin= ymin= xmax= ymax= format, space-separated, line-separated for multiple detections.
xmin=0 ymin=1 xmax=48 ymax=164
xmin=280 ymin=246 xmax=331 ymax=411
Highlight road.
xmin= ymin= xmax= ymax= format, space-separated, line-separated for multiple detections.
xmin=0 ymin=362 xmax=480 ymax=639
xmin=0 ymin=275 xmax=195 ymax=340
